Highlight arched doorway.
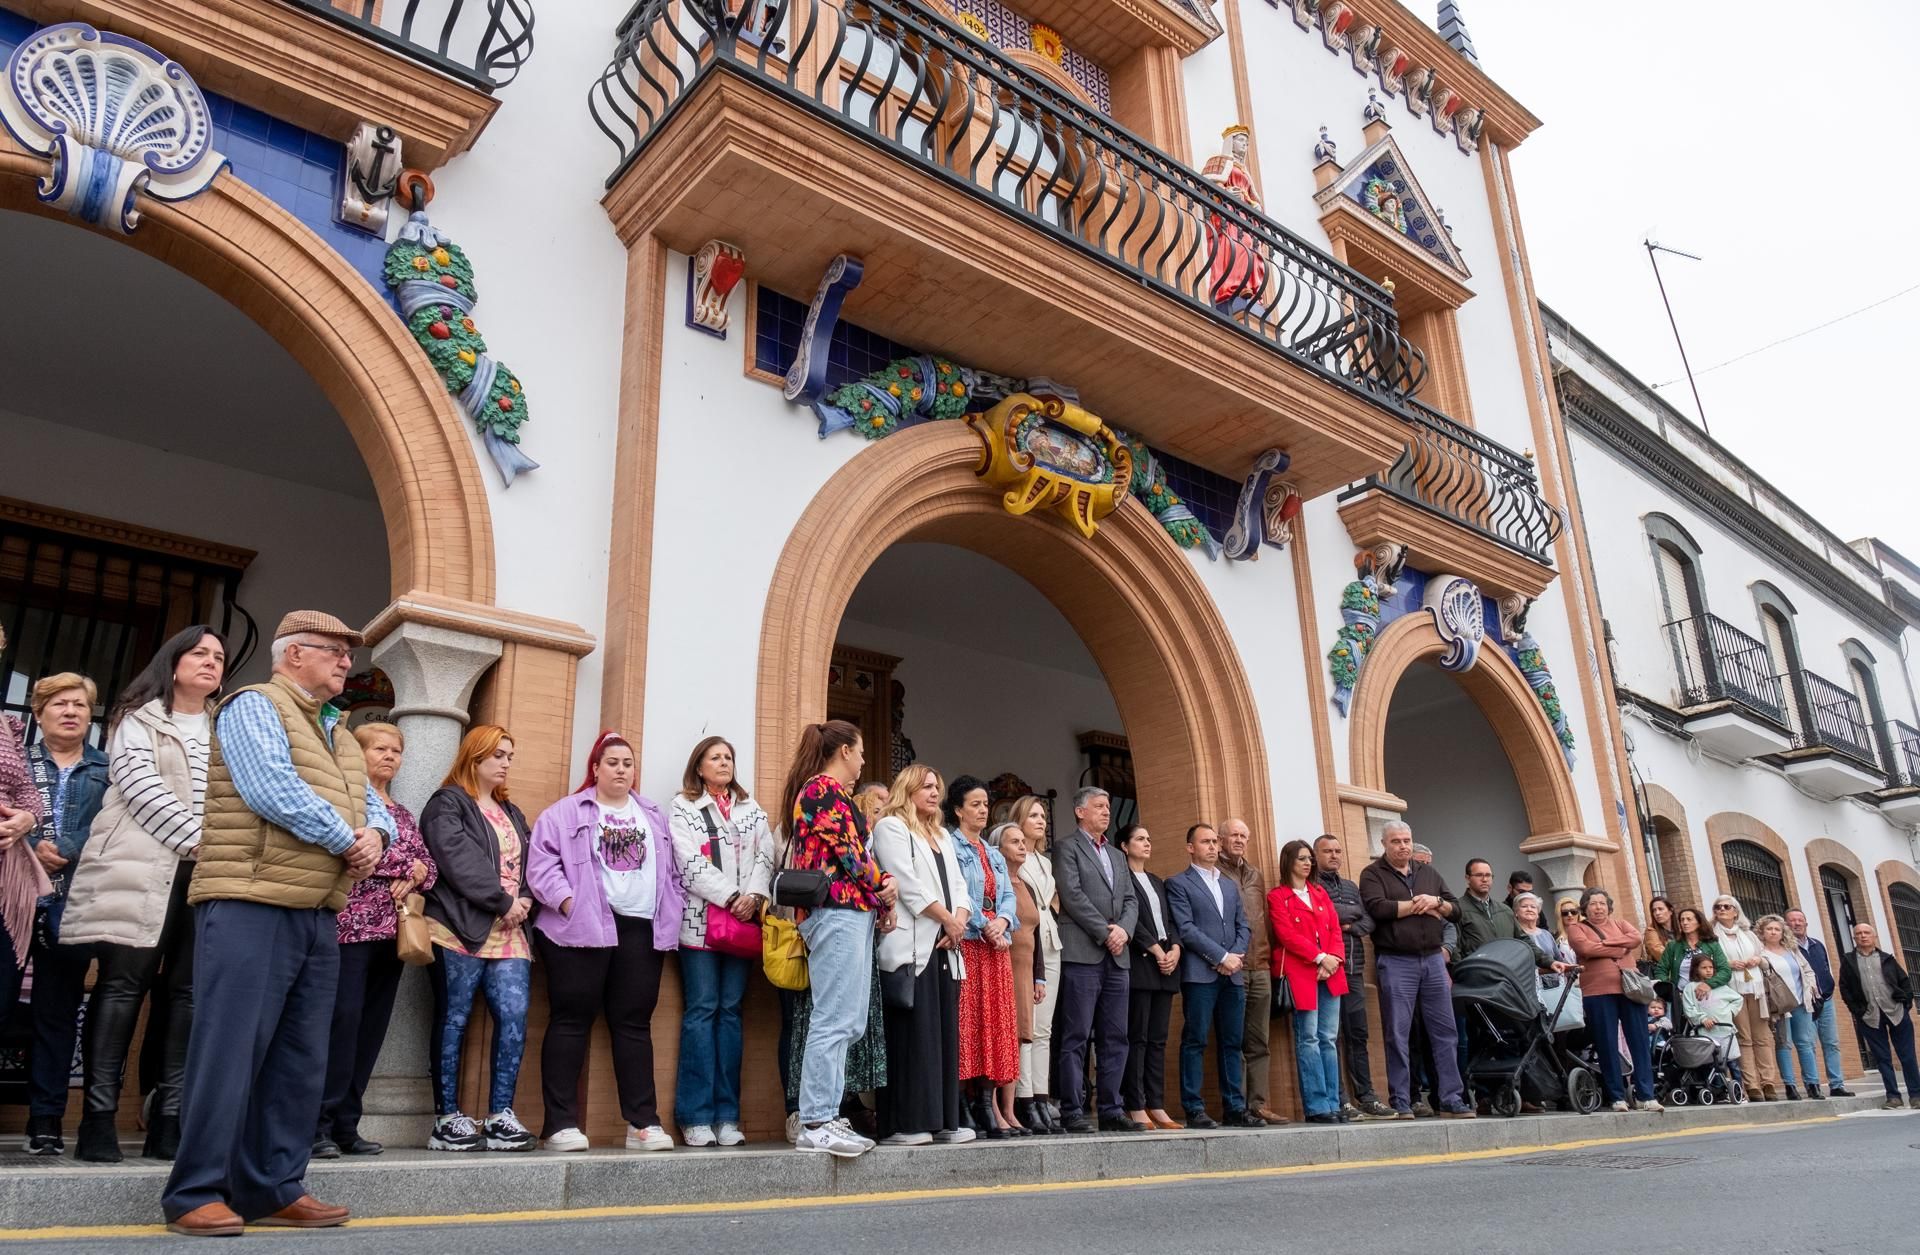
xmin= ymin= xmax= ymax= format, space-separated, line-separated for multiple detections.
xmin=755 ymin=421 xmax=1273 ymax=872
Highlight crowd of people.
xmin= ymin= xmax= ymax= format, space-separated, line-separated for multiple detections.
xmin=1 ymin=618 xmax=1916 ymax=1230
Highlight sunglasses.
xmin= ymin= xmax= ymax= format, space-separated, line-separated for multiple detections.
xmin=1559 ymin=909 xmax=1578 ymax=916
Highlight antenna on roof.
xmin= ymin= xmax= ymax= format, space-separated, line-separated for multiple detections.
xmin=1645 ymin=239 xmax=1710 ymax=438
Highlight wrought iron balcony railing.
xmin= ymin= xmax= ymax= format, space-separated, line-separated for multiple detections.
xmin=1796 ymin=669 xmax=1880 ymax=770
xmin=589 ymin=0 xmax=1429 ymax=410
xmin=1338 ymin=400 xmax=1563 ymax=563
xmin=1664 ymin=613 xmax=1790 ymax=727
xmin=285 ymin=1 xmax=534 ymax=90
xmin=1885 ymin=721 xmax=1920 ymax=788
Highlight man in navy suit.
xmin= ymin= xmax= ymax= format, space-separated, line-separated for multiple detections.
xmin=1166 ymin=824 xmax=1258 ymax=1127
xmin=1054 ymin=787 xmax=1141 ymax=1133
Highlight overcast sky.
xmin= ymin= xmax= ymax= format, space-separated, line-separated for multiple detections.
xmin=1451 ymin=1 xmax=1919 ymax=560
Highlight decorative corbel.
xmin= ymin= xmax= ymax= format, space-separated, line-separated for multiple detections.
xmin=1321 ymin=3 xmax=1354 ymax=53
xmin=1378 ymin=46 xmax=1411 ymax=97
xmin=1222 ymin=448 xmax=1299 ymax=561
xmin=1292 ymin=0 xmax=1319 ymax=31
xmin=1454 ymin=107 xmax=1487 ymax=153
xmin=1363 ymin=541 xmax=1409 ymax=595
xmin=1430 ymin=85 xmax=1460 ymax=135
xmin=1404 ymin=67 xmax=1433 ymax=118
xmin=339 ymin=122 xmax=402 ymax=237
xmin=687 ymin=240 xmax=747 ymax=337
xmin=1350 ymin=24 xmax=1383 ymax=75
xmin=783 ymin=253 xmax=865 ymax=405
xmin=1497 ymin=593 xmax=1533 ymax=646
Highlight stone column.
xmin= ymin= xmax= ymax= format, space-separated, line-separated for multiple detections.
xmin=1521 ymin=840 xmax=1608 ymax=914
xmin=358 ymin=621 xmax=502 ymax=1145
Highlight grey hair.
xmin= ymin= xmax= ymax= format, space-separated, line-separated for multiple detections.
xmin=1073 ymin=786 xmax=1109 ymax=810
xmin=1381 ymin=820 xmax=1412 ymax=839
xmin=1710 ymin=893 xmax=1753 ymax=931
xmin=271 ymin=634 xmax=333 ymax=669
xmin=1411 ymin=843 xmax=1432 ymax=857
xmin=1514 ymin=892 xmax=1544 ymax=913
xmin=985 ymin=821 xmax=1018 ymax=849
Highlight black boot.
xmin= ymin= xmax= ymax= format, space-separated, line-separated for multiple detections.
xmin=1033 ymin=1097 xmax=1060 ymax=1134
xmin=1807 ymin=1084 xmax=1825 ymax=1099
xmin=1015 ymin=1098 xmax=1038 ymax=1133
xmin=1784 ymin=1084 xmax=1801 ymax=1101
xmin=142 ymin=1111 xmax=181 ymax=1160
xmin=76 ymin=1112 xmax=122 ymax=1164
xmin=974 ymin=1093 xmax=1008 ymax=1139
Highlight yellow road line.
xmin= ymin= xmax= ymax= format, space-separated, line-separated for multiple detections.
xmin=0 ymin=1115 xmax=1842 ymax=1242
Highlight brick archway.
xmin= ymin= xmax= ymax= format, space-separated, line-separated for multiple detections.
xmin=1704 ymin=812 xmax=1801 ymax=915
xmin=755 ymin=421 xmax=1274 ymax=874
xmin=1642 ymin=782 xmax=1704 ymax=909
xmin=0 ymin=145 xmax=495 ymax=603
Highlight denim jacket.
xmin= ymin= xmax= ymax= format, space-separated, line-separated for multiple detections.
xmin=25 ymin=741 xmax=109 ymax=902
xmin=951 ymin=828 xmax=1016 ymax=940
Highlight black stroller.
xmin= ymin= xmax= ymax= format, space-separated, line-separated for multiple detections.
xmin=1451 ymin=940 xmax=1603 ymax=1117
xmin=1652 ymin=983 xmax=1745 ymax=1106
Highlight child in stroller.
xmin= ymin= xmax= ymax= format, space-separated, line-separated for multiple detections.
xmin=1658 ymin=955 xmax=1747 ymax=1106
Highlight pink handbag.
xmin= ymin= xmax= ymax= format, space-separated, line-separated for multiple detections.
xmin=700 ymin=808 xmax=763 ymax=959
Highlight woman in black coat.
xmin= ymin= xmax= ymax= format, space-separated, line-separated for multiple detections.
xmin=1120 ymin=825 xmax=1181 ymax=1130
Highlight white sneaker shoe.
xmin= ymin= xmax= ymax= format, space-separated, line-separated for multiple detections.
xmin=828 ymin=1117 xmax=875 ymax=1149
xmin=795 ymin=1121 xmax=870 ymax=1158
xmin=682 ymin=1124 xmax=716 ymax=1148
xmin=785 ymin=1113 xmax=801 ymax=1144
xmin=1610 ymin=1101 xmax=1630 ymax=1113
xmin=880 ymin=1130 xmax=933 ymax=1146
xmin=1641 ymin=1099 xmax=1664 ymax=1113
xmin=543 ymin=1127 xmax=589 ymax=1152
xmin=627 ymin=1125 xmax=674 ymax=1151
xmin=932 ymin=1127 xmax=976 ymax=1144
xmin=716 ymin=1122 xmax=746 ymax=1147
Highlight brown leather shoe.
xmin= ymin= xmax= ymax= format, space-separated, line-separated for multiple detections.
xmin=1255 ymin=1107 xmax=1290 ymax=1126
xmin=254 ymin=1195 xmax=351 ymax=1228
xmin=166 ymin=1203 xmax=245 ymax=1237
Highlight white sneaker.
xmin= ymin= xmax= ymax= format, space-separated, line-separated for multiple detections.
xmin=795 ymin=1121 xmax=870 ymax=1158
xmin=828 ymin=1116 xmax=875 ymax=1149
xmin=932 ymin=1127 xmax=976 ymax=1144
xmin=682 ymin=1124 xmax=716 ymax=1148
xmin=1610 ymin=1101 xmax=1630 ymax=1113
xmin=1641 ymin=1099 xmax=1665 ymax=1113
xmin=627 ymin=1125 xmax=674 ymax=1151
xmin=785 ymin=1112 xmax=801 ymax=1144
xmin=543 ymin=1127 xmax=589 ymax=1152
xmin=880 ymin=1130 xmax=933 ymax=1146
xmin=716 ymin=1122 xmax=746 ymax=1147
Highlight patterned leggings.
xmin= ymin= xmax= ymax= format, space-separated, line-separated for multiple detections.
xmin=430 ymin=951 xmax=531 ymax=1115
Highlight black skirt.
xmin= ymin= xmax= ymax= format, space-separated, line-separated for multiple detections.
xmin=878 ymin=957 xmax=961 ymax=1136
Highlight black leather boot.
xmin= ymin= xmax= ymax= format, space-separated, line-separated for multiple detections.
xmin=76 ymin=1112 xmax=122 ymax=1164
xmin=1015 ymin=1098 xmax=1038 ymax=1132
xmin=142 ymin=1112 xmax=181 ymax=1160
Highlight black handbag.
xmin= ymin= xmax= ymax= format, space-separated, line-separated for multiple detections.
xmin=880 ymin=962 xmax=916 ymax=1010
xmin=772 ymin=868 xmax=831 ymax=908
xmin=1273 ymin=953 xmax=1295 ymax=1015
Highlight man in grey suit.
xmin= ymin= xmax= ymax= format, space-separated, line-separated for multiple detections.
xmin=1167 ymin=823 xmax=1258 ymax=1128
xmin=1054 ymin=787 xmax=1140 ymax=1133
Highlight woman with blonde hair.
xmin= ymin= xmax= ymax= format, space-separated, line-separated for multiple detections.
xmin=420 ymin=724 xmax=534 ymax=1151
xmin=1003 ymin=794 xmax=1063 ymax=1132
xmin=870 ymin=763 xmax=971 ymax=1145
xmin=1711 ymin=894 xmax=1779 ymax=1101
xmin=1756 ymin=912 xmax=1822 ymax=1099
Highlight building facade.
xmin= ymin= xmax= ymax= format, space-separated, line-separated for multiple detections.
xmin=0 ymin=0 xmax=1846 ymax=1147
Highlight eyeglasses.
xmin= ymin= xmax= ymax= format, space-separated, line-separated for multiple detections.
xmin=292 ymin=639 xmax=355 ymax=660
xmin=1559 ymin=909 xmax=1578 ymax=917
xmin=1714 ymin=904 xmax=1736 ymax=911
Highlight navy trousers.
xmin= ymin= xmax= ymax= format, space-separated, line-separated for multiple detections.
xmin=163 ymin=901 xmax=340 ymax=1222
xmin=1058 ymin=959 xmax=1130 ymax=1120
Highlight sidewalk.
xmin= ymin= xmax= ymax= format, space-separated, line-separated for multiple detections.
xmin=0 ymin=1089 xmax=1892 ymax=1230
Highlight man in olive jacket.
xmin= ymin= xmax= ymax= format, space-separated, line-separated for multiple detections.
xmin=162 ymin=612 xmax=389 ymax=1237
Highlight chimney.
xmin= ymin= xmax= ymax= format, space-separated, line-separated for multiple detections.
xmin=1437 ymin=0 xmax=1479 ymax=64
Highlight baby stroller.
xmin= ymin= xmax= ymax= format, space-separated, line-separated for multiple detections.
xmin=1653 ymin=983 xmax=1744 ymax=1106
xmin=1451 ymin=940 xmax=1603 ymax=1117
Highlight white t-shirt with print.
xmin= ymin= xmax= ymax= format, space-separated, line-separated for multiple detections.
xmin=594 ymin=797 xmax=656 ymax=920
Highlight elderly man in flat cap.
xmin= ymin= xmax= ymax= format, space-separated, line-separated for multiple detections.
xmin=164 ymin=612 xmax=392 ymax=1236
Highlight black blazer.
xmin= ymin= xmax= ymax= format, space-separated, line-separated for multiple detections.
xmin=1838 ymin=948 xmax=1914 ymax=1019
xmin=1128 ymin=870 xmax=1180 ymax=992
xmin=420 ymin=786 xmax=530 ymax=952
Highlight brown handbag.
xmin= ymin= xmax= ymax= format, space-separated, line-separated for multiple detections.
xmin=396 ymin=893 xmax=434 ymax=966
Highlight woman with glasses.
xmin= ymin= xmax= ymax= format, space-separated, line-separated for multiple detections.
xmin=1711 ymin=894 xmax=1780 ymax=1100
xmin=1550 ymin=901 xmax=1581 ymax=967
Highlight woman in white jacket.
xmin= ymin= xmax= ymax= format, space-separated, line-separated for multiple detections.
xmin=60 ymin=625 xmax=226 ymax=1163
xmin=870 ymin=764 xmax=971 ymax=1147
xmin=1711 ymin=894 xmax=1780 ymax=1101
xmin=668 ymin=736 xmax=774 ymax=1148
xmin=1004 ymin=795 xmax=1064 ymax=1132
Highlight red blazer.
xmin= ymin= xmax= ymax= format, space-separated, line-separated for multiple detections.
xmin=1267 ymin=881 xmax=1350 ymax=1010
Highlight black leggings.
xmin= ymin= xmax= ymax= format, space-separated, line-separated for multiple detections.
xmin=533 ymin=916 xmax=664 ymax=1134
xmin=79 ymin=869 xmax=195 ymax=1118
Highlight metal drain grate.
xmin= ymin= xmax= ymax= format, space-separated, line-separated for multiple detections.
xmin=1508 ymin=1152 xmax=1696 ymax=1170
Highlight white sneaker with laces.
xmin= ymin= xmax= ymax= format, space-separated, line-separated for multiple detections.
xmin=785 ymin=1113 xmax=801 ymax=1144
xmin=880 ymin=1131 xmax=933 ymax=1146
xmin=1610 ymin=1101 xmax=1630 ymax=1113
xmin=682 ymin=1124 xmax=716 ymax=1148
xmin=627 ymin=1125 xmax=675 ymax=1151
xmin=828 ymin=1116 xmax=875 ymax=1149
xmin=796 ymin=1121 xmax=870 ymax=1158
xmin=1641 ymin=1099 xmax=1665 ymax=1113
xmin=543 ymin=1127 xmax=589 ymax=1152
xmin=716 ymin=1122 xmax=746 ymax=1147
xmin=932 ymin=1127 xmax=976 ymax=1144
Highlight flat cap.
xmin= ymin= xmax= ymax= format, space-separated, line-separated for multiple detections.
xmin=273 ymin=610 xmax=365 ymax=649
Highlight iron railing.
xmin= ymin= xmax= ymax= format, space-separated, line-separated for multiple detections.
xmin=1795 ymin=668 xmax=1880 ymax=770
xmin=284 ymin=1 xmax=534 ymax=90
xmin=1664 ymin=613 xmax=1790 ymax=726
xmin=1339 ymin=400 xmax=1562 ymax=563
xmin=588 ymin=0 xmax=1429 ymax=408
xmin=1885 ymin=721 xmax=1920 ymax=788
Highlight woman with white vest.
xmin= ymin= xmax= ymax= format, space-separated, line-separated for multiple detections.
xmin=669 ymin=735 xmax=774 ymax=1148
xmin=869 ymin=763 xmax=971 ymax=1146
xmin=61 ymin=625 xmax=227 ymax=1163
xmin=1004 ymin=794 xmax=1064 ymax=1133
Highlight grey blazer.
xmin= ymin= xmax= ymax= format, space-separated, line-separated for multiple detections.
xmin=1055 ymin=829 xmax=1138 ymax=968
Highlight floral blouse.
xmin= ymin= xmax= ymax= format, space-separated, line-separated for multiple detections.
xmin=790 ymin=773 xmax=888 ymax=912
xmin=430 ymin=804 xmax=530 ymax=960
xmin=336 ymin=797 xmax=438 ymax=945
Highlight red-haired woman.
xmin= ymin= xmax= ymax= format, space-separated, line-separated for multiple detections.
xmin=669 ymin=735 xmax=773 ymax=1147
xmin=420 ymin=724 xmax=533 ymax=1153
xmin=526 ymin=730 xmax=682 ymax=1152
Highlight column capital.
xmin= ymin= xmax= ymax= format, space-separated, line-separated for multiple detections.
xmin=370 ymin=619 xmax=502 ymax=813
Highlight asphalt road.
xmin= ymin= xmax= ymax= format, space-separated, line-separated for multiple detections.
xmin=25 ymin=1109 xmax=1916 ymax=1254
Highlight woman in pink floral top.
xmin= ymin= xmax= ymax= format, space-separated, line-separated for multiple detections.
xmin=315 ymin=722 xmax=436 ymax=1157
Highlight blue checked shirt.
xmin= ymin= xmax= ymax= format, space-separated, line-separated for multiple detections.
xmin=217 ymin=692 xmax=394 ymax=855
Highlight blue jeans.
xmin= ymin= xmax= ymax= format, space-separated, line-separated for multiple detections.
xmin=796 ymin=908 xmax=874 ymax=1124
xmin=1814 ymin=998 xmax=1847 ymax=1087
xmin=430 ymin=950 xmax=531 ymax=1115
xmin=676 ymin=948 xmax=752 ymax=1126
xmin=1292 ymin=987 xmax=1342 ymax=1116
xmin=1585 ymin=992 xmax=1654 ymax=1103
xmin=1774 ymin=1005 xmax=1818 ymax=1089
xmin=1377 ymin=951 xmax=1464 ymax=1110
xmin=1178 ymin=976 xmax=1245 ymax=1116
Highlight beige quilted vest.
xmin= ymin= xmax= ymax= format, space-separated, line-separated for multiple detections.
xmin=192 ymin=675 xmax=366 ymax=911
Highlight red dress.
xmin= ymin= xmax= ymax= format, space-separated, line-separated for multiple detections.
xmin=957 ymin=838 xmax=1020 ymax=1085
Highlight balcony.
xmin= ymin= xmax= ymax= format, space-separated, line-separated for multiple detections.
xmin=1779 ymin=669 xmax=1884 ymax=800
xmin=1336 ymin=400 xmax=1562 ymax=601
xmin=20 ymin=0 xmax=534 ymax=167
xmin=1878 ymin=722 xmax=1920 ymax=823
xmin=587 ymin=0 xmax=1427 ymax=498
xmin=1663 ymin=614 xmax=1795 ymax=760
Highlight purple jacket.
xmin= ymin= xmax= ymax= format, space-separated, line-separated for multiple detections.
xmin=527 ymin=789 xmax=681 ymax=951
